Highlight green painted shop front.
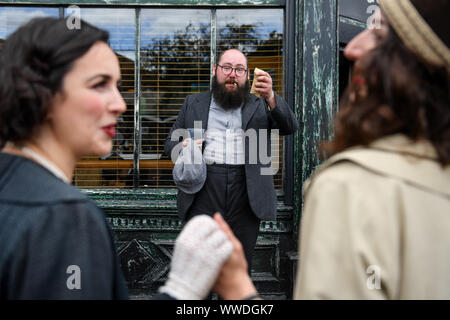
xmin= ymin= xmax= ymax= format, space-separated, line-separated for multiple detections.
xmin=0 ymin=0 xmax=370 ymax=299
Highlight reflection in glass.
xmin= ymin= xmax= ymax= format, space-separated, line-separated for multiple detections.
xmin=0 ymin=7 xmax=59 ymax=39
xmin=1 ymin=6 xmax=286 ymax=190
xmin=217 ymin=9 xmax=284 ymax=188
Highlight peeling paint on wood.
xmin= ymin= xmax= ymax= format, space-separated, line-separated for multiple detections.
xmin=301 ymin=0 xmax=338 ymax=184
xmin=83 ymin=188 xmax=293 ymax=234
xmin=292 ymin=0 xmax=303 ymax=238
xmin=293 ymin=0 xmax=339 ymax=235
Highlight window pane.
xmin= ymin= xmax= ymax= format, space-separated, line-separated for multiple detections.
xmin=0 ymin=7 xmax=59 ymax=39
xmin=68 ymin=8 xmax=136 ymax=188
xmin=217 ymin=9 xmax=285 ymax=188
xmin=140 ymin=9 xmax=211 ymax=188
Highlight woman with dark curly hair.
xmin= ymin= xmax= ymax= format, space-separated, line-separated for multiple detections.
xmin=211 ymin=0 xmax=450 ymax=300
xmin=0 ymin=17 xmax=129 ymax=299
xmin=0 ymin=17 xmax=234 ymax=300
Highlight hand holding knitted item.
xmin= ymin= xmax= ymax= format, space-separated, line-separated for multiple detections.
xmin=159 ymin=215 xmax=233 ymax=300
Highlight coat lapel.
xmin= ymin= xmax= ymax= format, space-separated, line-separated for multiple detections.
xmin=192 ymin=91 xmax=212 ymax=131
xmin=241 ymin=94 xmax=259 ymax=130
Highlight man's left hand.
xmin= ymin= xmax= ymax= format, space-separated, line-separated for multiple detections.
xmin=253 ymin=70 xmax=276 ymax=109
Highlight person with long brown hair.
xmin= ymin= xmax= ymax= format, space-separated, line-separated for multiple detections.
xmin=211 ymin=0 xmax=450 ymax=299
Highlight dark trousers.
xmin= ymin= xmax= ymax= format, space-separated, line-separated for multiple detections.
xmin=186 ymin=164 xmax=260 ymax=274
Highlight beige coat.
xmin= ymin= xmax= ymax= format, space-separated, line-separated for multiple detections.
xmin=294 ymin=134 xmax=450 ymax=299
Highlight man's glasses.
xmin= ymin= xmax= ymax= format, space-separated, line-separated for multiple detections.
xmin=217 ymin=64 xmax=247 ymax=77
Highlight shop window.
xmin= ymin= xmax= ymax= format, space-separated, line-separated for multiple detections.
xmin=67 ymin=8 xmax=136 ymax=188
xmin=217 ymin=9 xmax=284 ymax=188
xmin=138 ymin=9 xmax=211 ymax=187
xmin=1 ymin=6 xmax=286 ymax=190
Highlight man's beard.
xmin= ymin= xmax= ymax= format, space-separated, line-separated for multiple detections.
xmin=211 ymin=75 xmax=249 ymax=110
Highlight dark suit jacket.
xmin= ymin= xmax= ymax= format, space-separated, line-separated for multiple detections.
xmin=0 ymin=153 xmax=129 ymax=299
xmin=165 ymin=91 xmax=298 ymax=221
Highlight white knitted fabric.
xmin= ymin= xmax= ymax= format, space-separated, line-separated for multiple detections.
xmin=159 ymin=215 xmax=233 ymax=300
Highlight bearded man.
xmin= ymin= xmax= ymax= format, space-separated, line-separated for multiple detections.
xmin=165 ymin=48 xmax=298 ymax=275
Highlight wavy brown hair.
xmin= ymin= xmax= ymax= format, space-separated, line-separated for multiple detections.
xmin=322 ymin=28 xmax=450 ymax=166
xmin=0 ymin=17 xmax=109 ymax=147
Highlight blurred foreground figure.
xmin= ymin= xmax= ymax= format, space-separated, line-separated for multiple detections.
xmin=0 ymin=17 xmax=231 ymax=300
xmin=213 ymin=0 xmax=450 ymax=300
xmin=0 ymin=17 xmax=128 ymax=299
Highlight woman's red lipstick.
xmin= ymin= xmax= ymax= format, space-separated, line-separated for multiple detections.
xmin=102 ymin=124 xmax=116 ymax=138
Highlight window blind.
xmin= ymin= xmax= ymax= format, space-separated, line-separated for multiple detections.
xmin=0 ymin=7 xmax=58 ymax=38
xmin=69 ymin=8 xmax=136 ymax=188
xmin=216 ymin=9 xmax=284 ymax=188
xmin=1 ymin=6 xmax=285 ymax=190
xmin=139 ymin=9 xmax=211 ymax=187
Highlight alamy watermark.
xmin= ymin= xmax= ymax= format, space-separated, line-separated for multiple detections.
xmin=169 ymin=121 xmax=280 ymax=176
xmin=366 ymin=265 xmax=381 ymax=290
xmin=366 ymin=0 xmax=381 ymax=30
xmin=66 ymin=5 xmax=81 ymax=30
xmin=66 ymin=265 xmax=81 ymax=290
